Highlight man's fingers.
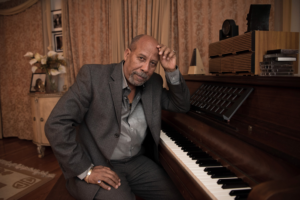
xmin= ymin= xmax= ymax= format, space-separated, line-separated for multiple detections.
xmin=89 ymin=166 xmax=121 ymax=189
xmin=157 ymin=44 xmax=176 ymax=60
xmin=168 ymin=51 xmax=176 ymax=60
xmin=101 ymin=175 xmax=121 ymax=189
xmin=102 ymin=168 xmax=121 ymax=184
xmin=158 ymin=45 xmax=167 ymax=56
xmin=102 ymin=170 xmax=121 ymax=187
xmin=99 ymin=181 xmax=112 ymax=190
xmin=162 ymin=48 xmax=171 ymax=59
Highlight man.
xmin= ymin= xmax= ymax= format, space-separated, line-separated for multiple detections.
xmin=45 ymin=35 xmax=190 ymax=200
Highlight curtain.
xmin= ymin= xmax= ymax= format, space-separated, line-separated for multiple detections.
xmin=170 ymin=0 xmax=275 ymax=74
xmin=62 ymin=0 xmax=112 ymax=86
xmin=0 ymin=0 xmax=38 ymax=15
xmin=0 ymin=1 xmax=43 ymax=139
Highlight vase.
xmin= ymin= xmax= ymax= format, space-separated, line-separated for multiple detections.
xmin=45 ymin=74 xmax=59 ymax=93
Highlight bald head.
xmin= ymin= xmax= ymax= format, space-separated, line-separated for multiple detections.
xmin=129 ymin=34 xmax=159 ymax=52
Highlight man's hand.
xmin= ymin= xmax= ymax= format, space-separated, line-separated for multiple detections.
xmin=86 ymin=166 xmax=121 ymax=190
xmin=157 ymin=44 xmax=176 ymax=72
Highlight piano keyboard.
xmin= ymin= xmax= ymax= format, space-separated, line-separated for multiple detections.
xmin=160 ymin=126 xmax=251 ymax=200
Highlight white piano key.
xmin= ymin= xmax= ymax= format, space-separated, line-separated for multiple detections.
xmin=160 ymin=130 xmax=248 ymax=200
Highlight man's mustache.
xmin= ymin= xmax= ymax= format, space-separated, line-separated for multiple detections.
xmin=132 ymin=71 xmax=148 ymax=79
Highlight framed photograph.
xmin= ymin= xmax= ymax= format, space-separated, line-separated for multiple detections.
xmin=51 ymin=10 xmax=62 ymax=31
xmin=54 ymin=32 xmax=63 ymax=52
xmin=30 ymin=73 xmax=46 ymax=93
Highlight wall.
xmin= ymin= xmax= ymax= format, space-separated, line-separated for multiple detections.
xmin=0 ymin=1 xmax=44 ymax=139
xmin=291 ymin=0 xmax=300 ymax=75
xmin=51 ymin=0 xmax=61 ymax=10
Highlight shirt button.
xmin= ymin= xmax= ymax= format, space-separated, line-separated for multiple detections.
xmin=114 ymin=133 xmax=120 ymax=138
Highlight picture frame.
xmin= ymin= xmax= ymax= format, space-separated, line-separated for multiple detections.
xmin=30 ymin=73 xmax=46 ymax=93
xmin=51 ymin=10 xmax=62 ymax=31
xmin=54 ymin=32 xmax=63 ymax=52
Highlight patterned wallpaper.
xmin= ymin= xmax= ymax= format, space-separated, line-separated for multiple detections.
xmin=0 ymin=0 xmax=28 ymax=9
xmin=0 ymin=1 xmax=43 ymax=139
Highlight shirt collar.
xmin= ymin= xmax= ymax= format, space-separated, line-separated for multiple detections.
xmin=121 ymin=62 xmax=129 ymax=90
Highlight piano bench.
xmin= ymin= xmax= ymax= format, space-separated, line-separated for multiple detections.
xmin=46 ymin=174 xmax=144 ymax=200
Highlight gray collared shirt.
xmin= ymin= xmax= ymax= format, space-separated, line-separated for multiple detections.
xmin=78 ymin=64 xmax=180 ymax=179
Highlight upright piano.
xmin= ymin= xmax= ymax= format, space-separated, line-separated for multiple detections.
xmin=159 ymin=75 xmax=300 ymax=200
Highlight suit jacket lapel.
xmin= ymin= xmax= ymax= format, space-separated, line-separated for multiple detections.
xmin=109 ymin=62 xmax=123 ymax=129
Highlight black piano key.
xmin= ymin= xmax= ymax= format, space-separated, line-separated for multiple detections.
xmin=175 ymin=141 xmax=191 ymax=144
xmin=222 ymin=182 xmax=249 ymax=189
xmin=207 ymin=168 xmax=231 ymax=175
xmin=187 ymin=150 xmax=205 ymax=154
xmin=186 ymin=150 xmax=205 ymax=154
xmin=191 ymin=153 xmax=212 ymax=157
xmin=217 ymin=178 xmax=244 ymax=184
xmin=193 ymin=157 xmax=214 ymax=161
xmin=229 ymin=189 xmax=251 ymax=196
xmin=182 ymin=146 xmax=200 ymax=150
xmin=204 ymin=167 xmax=227 ymax=173
xmin=198 ymin=160 xmax=221 ymax=167
xmin=195 ymin=156 xmax=214 ymax=163
xmin=183 ymin=149 xmax=201 ymax=153
xmin=234 ymin=194 xmax=249 ymax=200
xmin=210 ymin=172 xmax=236 ymax=178
xmin=207 ymin=169 xmax=231 ymax=175
xmin=188 ymin=150 xmax=206 ymax=154
xmin=192 ymin=156 xmax=213 ymax=161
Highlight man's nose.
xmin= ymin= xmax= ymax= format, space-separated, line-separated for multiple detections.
xmin=140 ymin=62 xmax=150 ymax=73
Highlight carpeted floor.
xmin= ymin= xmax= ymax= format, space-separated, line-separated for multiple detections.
xmin=0 ymin=159 xmax=55 ymax=200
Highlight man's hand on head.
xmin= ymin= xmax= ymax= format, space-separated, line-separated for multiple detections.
xmin=85 ymin=165 xmax=121 ymax=190
xmin=157 ymin=44 xmax=177 ymax=72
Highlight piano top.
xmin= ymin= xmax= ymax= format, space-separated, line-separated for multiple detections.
xmin=183 ymin=74 xmax=300 ymax=88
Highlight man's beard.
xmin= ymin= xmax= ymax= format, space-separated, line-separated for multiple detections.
xmin=128 ymin=70 xmax=149 ymax=86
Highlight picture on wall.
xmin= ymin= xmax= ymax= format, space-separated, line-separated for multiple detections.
xmin=54 ymin=33 xmax=63 ymax=52
xmin=52 ymin=10 xmax=62 ymax=31
xmin=30 ymin=73 xmax=46 ymax=93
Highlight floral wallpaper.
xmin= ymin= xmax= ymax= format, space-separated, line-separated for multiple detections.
xmin=0 ymin=1 xmax=43 ymax=139
xmin=0 ymin=0 xmax=28 ymax=9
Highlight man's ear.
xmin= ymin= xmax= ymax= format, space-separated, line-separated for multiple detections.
xmin=124 ymin=48 xmax=131 ymax=61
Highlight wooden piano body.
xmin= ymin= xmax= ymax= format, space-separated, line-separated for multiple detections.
xmin=159 ymin=75 xmax=300 ymax=200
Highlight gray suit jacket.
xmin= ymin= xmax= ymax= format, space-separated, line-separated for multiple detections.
xmin=45 ymin=61 xmax=190 ymax=199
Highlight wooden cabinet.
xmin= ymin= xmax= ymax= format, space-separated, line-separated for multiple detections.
xmin=209 ymin=31 xmax=299 ymax=74
xmin=30 ymin=93 xmax=63 ymax=158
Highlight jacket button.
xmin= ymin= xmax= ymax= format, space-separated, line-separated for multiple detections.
xmin=114 ymin=133 xmax=120 ymax=138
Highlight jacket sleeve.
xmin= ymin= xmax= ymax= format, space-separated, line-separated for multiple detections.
xmin=45 ymin=65 xmax=93 ymax=179
xmin=161 ymin=70 xmax=190 ymax=113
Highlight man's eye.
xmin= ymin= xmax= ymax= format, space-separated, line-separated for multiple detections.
xmin=151 ymin=62 xmax=157 ymax=67
xmin=139 ymin=57 xmax=145 ymax=61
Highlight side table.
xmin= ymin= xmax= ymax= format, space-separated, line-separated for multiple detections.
xmin=29 ymin=93 xmax=63 ymax=158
